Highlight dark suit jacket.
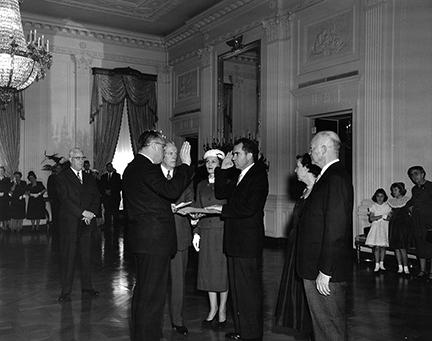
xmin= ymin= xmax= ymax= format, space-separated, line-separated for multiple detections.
xmin=99 ymin=171 xmax=122 ymax=209
xmin=122 ymin=154 xmax=193 ymax=256
xmin=56 ymin=168 xmax=100 ymax=230
xmin=296 ymin=161 xmax=353 ymax=282
xmin=215 ymin=163 xmax=269 ymax=258
xmin=174 ymin=183 xmax=193 ymax=251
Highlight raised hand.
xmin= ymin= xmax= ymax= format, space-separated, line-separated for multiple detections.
xmin=179 ymin=141 xmax=191 ymax=166
xmin=221 ymin=151 xmax=234 ymax=169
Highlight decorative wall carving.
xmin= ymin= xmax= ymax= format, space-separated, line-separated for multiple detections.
xmin=307 ymin=11 xmax=352 ymax=62
xmin=197 ymin=46 xmax=213 ymax=68
xmin=299 ymin=9 xmax=357 ymax=73
xmin=171 ymin=112 xmax=200 ymax=136
xmin=176 ymin=69 xmax=199 ymax=102
xmin=72 ymin=53 xmax=93 ymax=72
xmin=262 ymin=14 xmax=291 ymax=43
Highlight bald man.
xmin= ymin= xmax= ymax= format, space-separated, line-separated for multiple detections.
xmin=56 ymin=148 xmax=101 ymax=302
xmin=296 ymin=131 xmax=353 ymax=341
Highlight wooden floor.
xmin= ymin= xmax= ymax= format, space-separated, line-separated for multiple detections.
xmin=0 ymin=226 xmax=432 ymax=341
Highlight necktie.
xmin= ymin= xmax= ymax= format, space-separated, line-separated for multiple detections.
xmin=167 ymin=170 xmax=172 ymax=180
xmin=77 ymin=171 xmax=82 ymax=184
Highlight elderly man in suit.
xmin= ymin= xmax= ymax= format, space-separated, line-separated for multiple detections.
xmin=213 ymin=138 xmax=269 ymax=341
xmin=56 ymin=148 xmax=101 ymax=302
xmin=296 ymin=131 xmax=353 ymax=341
xmin=160 ymin=141 xmax=193 ymax=336
xmin=122 ymin=131 xmax=193 ymax=341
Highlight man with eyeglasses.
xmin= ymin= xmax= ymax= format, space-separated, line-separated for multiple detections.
xmin=123 ymin=130 xmax=193 ymax=341
xmin=55 ymin=148 xmax=101 ymax=302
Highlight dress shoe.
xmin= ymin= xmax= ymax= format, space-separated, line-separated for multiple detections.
xmin=216 ymin=319 xmax=227 ymax=329
xmin=202 ymin=312 xmax=217 ymax=328
xmin=172 ymin=324 xmax=188 ymax=335
xmin=225 ymin=332 xmax=241 ymax=340
xmin=81 ymin=289 xmax=99 ymax=297
xmin=57 ymin=293 xmax=71 ymax=302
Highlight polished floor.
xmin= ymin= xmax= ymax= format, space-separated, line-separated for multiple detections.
xmin=0 ymin=226 xmax=432 ymax=341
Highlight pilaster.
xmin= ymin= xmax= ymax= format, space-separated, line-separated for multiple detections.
xmin=197 ymin=46 xmax=215 ymax=157
xmin=72 ymin=48 xmax=93 ymax=162
xmin=262 ymin=14 xmax=294 ymax=237
xmin=156 ymin=64 xmax=173 ymax=137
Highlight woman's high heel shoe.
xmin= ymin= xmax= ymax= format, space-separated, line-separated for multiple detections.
xmin=201 ymin=311 xmax=217 ymax=328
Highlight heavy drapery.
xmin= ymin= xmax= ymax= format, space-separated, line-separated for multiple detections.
xmin=0 ymin=93 xmax=25 ymax=175
xmin=90 ymin=67 xmax=157 ymax=170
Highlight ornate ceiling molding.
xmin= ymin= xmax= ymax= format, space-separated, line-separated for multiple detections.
xmin=22 ymin=14 xmax=166 ymax=50
xmin=42 ymin=0 xmax=182 ymax=21
xmin=165 ymin=0 xmax=260 ymax=48
xmin=53 ymin=46 xmax=164 ymax=68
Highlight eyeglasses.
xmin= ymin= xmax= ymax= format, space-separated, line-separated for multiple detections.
xmin=71 ymin=156 xmax=86 ymax=160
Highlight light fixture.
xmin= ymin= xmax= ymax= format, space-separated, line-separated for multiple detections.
xmin=0 ymin=0 xmax=52 ymax=104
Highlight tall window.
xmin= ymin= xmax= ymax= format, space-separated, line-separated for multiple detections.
xmin=112 ymin=103 xmax=134 ymax=176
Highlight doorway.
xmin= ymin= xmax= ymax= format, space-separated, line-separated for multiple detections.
xmin=313 ymin=111 xmax=352 ymax=175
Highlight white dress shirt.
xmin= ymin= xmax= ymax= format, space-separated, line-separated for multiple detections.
xmin=315 ymin=159 xmax=339 ymax=183
xmin=237 ymin=163 xmax=255 ymax=185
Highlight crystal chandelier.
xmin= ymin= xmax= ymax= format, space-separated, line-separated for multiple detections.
xmin=0 ymin=0 xmax=52 ymax=104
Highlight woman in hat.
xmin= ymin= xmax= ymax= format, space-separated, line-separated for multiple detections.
xmin=191 ymin=149 xmax=228 ymax=328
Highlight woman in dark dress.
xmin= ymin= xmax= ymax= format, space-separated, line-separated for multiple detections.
xmin=9 ymin=171 xmax=27 ymax=232
xmin=406 ymin=166 xmax=432 ymax=279
xmin=26 ymin=171 xmax=46 ymax=231
xmin=190 ymin=149 xmax=228 ymax=328
xmin=0 ymin=166 xmax=11 ymax=231
xmin=274 ymin=153 xmax=321 ymax=339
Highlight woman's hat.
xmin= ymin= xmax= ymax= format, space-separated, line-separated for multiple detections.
xmin=203 ymin=149 xmax=225 ymax=160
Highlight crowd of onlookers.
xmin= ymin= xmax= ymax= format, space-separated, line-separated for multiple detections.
xmin=0 ymin=160 xmax=122 ymax=235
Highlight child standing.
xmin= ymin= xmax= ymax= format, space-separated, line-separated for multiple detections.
xmin=366 ymin=188 xmax=392 ymax=272
xmin=388 ymin=182 xmax=413 ymax=275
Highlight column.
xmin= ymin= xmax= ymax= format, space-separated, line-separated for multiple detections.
xmin=262 ymin=14 xmax=294 ymax=237
xmin=198 ymin=45 xmax=215 ymax=156
xmin=72 ymin=52 xmax=93 ymax=163
xmin=156 ymin=64 xmax=173 ymax=137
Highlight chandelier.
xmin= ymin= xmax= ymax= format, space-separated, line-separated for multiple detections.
xmin=0 ymin=0 xmax=52 ymax=104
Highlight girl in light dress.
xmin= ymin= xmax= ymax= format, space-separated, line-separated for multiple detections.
xmin=366 ymin=188 xmax=392 ymax=272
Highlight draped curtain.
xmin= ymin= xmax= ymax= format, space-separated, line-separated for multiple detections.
xmin=0 ymin=93 xmax=25 ymax=175
xmin=90 ymin=68 xmax=157 ymax=171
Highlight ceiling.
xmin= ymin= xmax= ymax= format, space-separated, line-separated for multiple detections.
xmin=21 ymin=0 xmax=225 ymax=36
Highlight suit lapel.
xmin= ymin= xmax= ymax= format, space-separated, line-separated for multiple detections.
xmin=235 ymin=164 xmax=256 ymax=191
xmin=66 ymin=168 xmax=82 ymax=186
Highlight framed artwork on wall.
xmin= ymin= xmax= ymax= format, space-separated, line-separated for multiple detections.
xmin=176 ymin=68 xmax=199 ymax=103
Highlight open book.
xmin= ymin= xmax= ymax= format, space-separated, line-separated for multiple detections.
xmin=173 ymin=201 xmax=193 ymax=210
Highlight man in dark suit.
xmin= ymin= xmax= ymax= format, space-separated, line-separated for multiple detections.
xmin=56 ymin=148 xmax=101 ymax=302
xmin=213 ymin=138 xmax=269 ymax=341
xmin=99 ymin=162 xmax=122 ymax=228
xmin=296 ymin=131 xmax=353 ymax=341
xmin=160 ymin=141 xmax=193 ymax=336
xmin=122 ymin=131 xmax=193 ymax=341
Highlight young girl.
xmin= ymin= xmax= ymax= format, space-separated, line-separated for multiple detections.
xmin=366 ymin=188 xmax=392 ymax=272
xmin=388 ymin=182 xmax=412 ymax=275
